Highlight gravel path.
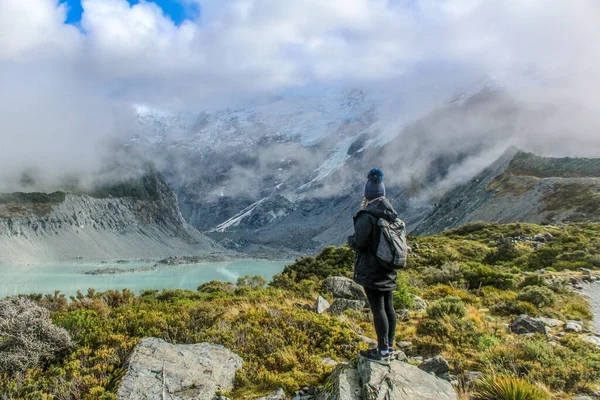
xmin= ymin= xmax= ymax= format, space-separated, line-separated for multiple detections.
xmin=583 ymin=282 xmax=600 ymax=333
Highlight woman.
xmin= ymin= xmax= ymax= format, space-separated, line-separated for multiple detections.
xmin=347 ymin=168 xmax=399 ymax=364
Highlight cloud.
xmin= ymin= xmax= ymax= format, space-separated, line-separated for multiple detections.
xmin=0 ymin=0 xmax=599 ymax=192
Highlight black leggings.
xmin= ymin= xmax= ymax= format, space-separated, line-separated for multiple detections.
xmin=364 ymin=287 xmax=396 ymax=350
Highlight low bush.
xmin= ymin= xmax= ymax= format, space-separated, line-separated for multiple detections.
xmin=426 ymin=296 xmax=467 ymax=319
xmin=0 ymin=297 xmax=73 ymax=372
xmin=516 ymin=286 xmax=557 ymax=308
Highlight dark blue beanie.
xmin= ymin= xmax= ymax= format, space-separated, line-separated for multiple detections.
xmin=364 ymin=168 xmax=385 ymax=200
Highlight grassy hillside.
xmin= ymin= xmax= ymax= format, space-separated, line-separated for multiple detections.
xmin=507 ymin=152 xmax=600 ymax=178
xmin=0 ymin=192 xmax=66 ymax=218
xmin=1 ymin=222 xmax=599 ymax=399
xmin=0 ymin=174 xmax=165 ymax=218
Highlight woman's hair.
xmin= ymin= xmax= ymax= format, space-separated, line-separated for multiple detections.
xmin=361 ymin=197 xmax=369 ymax=209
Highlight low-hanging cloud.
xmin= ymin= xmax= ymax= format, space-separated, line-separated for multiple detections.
xmin=1 ymin=0 xmax=599 ymax=192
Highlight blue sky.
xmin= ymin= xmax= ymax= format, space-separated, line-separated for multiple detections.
xmin=60 ymin=0 xmax=200 ymax=25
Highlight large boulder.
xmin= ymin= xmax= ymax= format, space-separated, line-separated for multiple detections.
xmin=418 ymin=355 xmax=450 ymax=376
xmin=327 ymin=298 xmax=365 ymax=316
xmin=509 ymin=315 xmax=547 ymax=335
xmin=318 ymin=358 xmax=457 ymax=400
xmin=117 ymin=337 xmax=243 ymax=400
xmin=323 ymin=277 xmax=367 ymax=301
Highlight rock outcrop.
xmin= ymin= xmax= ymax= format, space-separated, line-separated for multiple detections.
xmin=117 ymin=337 xmax=243 ymax=400
xmin=322 ymin=277 xmax=367 ymax=302
xmin=327 ymin=299 xmax=365 ymax=316
xmin=509 ymin=315 xmax=547 ymax=335
xmin=318 ymin=357 xmax=457 ymax=400
xmin=418 ymin=355 xmax=450 ymax=376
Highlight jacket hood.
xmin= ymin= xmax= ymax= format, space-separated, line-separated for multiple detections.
xmin=364 ymin=197 xmax=398 ymax=221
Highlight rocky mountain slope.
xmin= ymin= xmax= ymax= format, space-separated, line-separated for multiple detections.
xmin=414 ymin=149 xmax=600 ymax=235
xmin=135 ymin=88 xmax=516 ymax=252
xmin=0 ymin=173 xmax=222 ymax=264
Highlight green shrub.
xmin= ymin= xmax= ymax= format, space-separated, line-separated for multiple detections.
xmin=393 ymin=274 xmax=416 ymax=309
xmin=274 ymin=246 xmax=354 ymax=284
xmin=516 ymin=286 xmax=557 ymax=308
xmin=490 ymin=300 xmax=537 ymax=317
xmin=426 ymin=296 xmax=467 ymax=319
xmin=472 ymin=375 xmax=549 ymax=400
xmin=518 ymin=275 xmax=547 ymax=289
xmin=462 ymin=263 xmax=517 ymax=290
xmin=197 ymin=280 xmax=236 ymax=293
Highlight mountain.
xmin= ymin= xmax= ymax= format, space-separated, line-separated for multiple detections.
xmin=133 ymin=87 xmax=519 ymax=252
xmin=414 ymin=149 xmax=600 ymax=235
xmin=0 ymin=173 xmax=222 ymax=265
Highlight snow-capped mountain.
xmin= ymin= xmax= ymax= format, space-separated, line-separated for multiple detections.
xmin=132 ymin=86 xmax=516 ymax=253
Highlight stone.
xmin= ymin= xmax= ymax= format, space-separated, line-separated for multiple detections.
xmin=358 ymin=335 xmax=377 ymax=348
xmin=255 ymin=388 xmax=287 ymax=400
xmin=573 ymin=396 xmax=593 ymax=400
xmin=538 ymin=317 xmax=564 ymax=328
xmin=322 ymin=277 xmax=367 ymax=301
xmin=318 ymin=358 xmax=457 ymax=400
xmin=117 ymin=337 xmax=243 ymax=400
xmin=582 ymin=336 xmax=600 ymax=346
xmin=544 ymin=233 xmax=554 ymax=241
xmin=396 ymin=309 xmax=410 ymax=321
xmin=318 ymin=363 xmax=363 ymax=400
xmin=463 ymin=371 xmax=485 ymax=388
xmin=314 ymin=296 xmax=331 ymax=314
xmin=327 ymin=298 xmax=365 ymax=316
xmin=418 ymin=355 xmax=450 ymax=376
xmin=396 ymin=341 xmax=412 ymax=350
xmin=321 ymin=357 xmax=338 ymax=366
xmin=509 ymin=315 xmax=547 ymax=335
xmin=565 ymin=320 xmax=584 ymax=333
xmin=411 ymin=296 xmax=428 ymax=312
xmin=581 ymin=268 xmax=592 ymax=277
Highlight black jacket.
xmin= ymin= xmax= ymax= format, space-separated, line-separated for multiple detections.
xmin=348 ymin=197 xmax=399 ymax=291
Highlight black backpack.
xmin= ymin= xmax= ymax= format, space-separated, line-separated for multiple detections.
xmin=373 ymin=217 xmax=408 ymax=270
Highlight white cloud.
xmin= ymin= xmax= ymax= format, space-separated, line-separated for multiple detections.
xmin=0 ymin=0 xmax=599 ymax=190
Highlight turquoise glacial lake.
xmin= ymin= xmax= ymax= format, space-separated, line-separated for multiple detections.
xmin=0 ymin=260 xmax=291 ymax=298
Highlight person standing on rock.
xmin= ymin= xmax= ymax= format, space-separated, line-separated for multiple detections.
xmin=347 ymin=168 xmax=399 ymax=365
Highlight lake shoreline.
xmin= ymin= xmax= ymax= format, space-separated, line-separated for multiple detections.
xmin=0 ymin=259 xmax=293 ymax=299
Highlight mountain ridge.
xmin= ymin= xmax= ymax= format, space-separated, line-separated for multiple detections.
xmin=0 ymin=172 xmax=223 ymax=265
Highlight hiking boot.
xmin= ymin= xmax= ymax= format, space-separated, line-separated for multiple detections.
xmin=359 ymin=348 xmax=391 ymax=365
xmin=387 ymin=347 xmax=403 ymax=359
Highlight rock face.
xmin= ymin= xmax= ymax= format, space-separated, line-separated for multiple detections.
xmin=509 ymin=315 xmax=547 ymax=335
xmin=319 ymin=357 xmax=457 ymax=400
xmin=117 ymin=337 xmax=243 ymax=400
xmin=414 ymin=150 xmax=600 ymax=236
xmin=0 ymin=173 xmax=221 ymax=264
xmin=323 ymin=277 xmax=367 ymax=302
